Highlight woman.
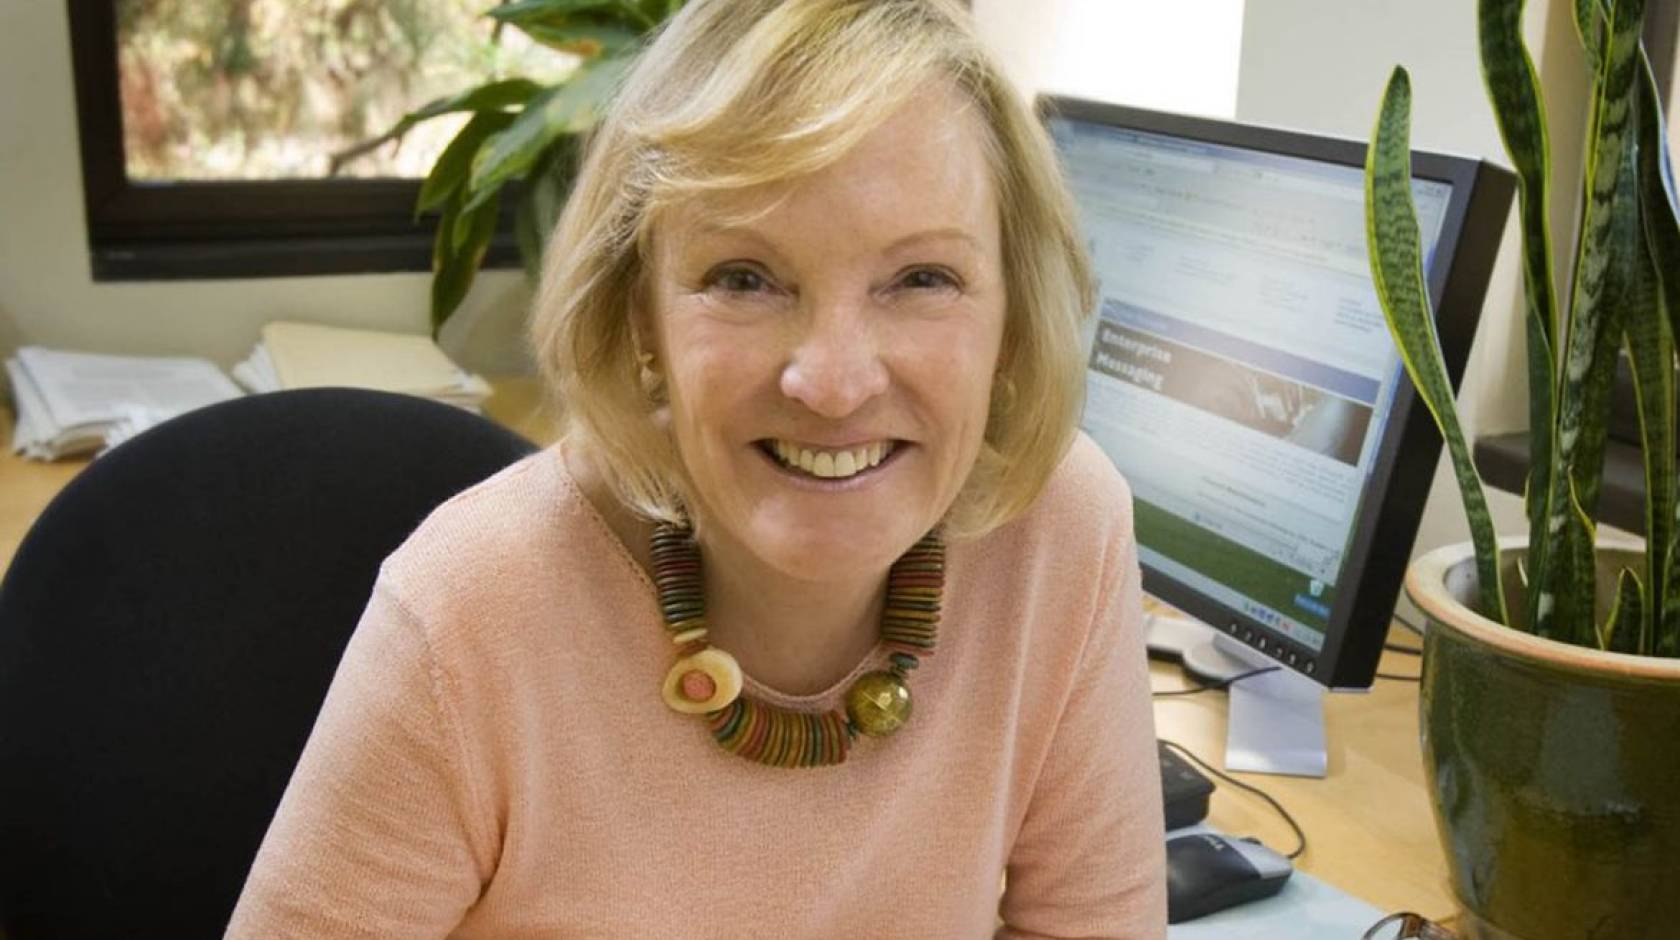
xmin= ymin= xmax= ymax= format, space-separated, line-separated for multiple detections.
xmin=228 ymin=0 xmax=1166 ymax=935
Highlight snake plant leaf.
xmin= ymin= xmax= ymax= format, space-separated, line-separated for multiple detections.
xmin=417 ymin=110 xmax=517 ymax=219
xmin=1602 ymin=566 xmax=1644 ymax=652
xmin=1664 ymin=528 xmax=1680 ymax=656
xmin=1534 ymin=0 xmax=1645 ymax=638
xmin=1366 ymin=67 xmax=1508 ymax=623
xmin=1560 ymin=472 xmax=1599 ymax=646
xmin=1570 ymin=142 xmax=1633 ymax=522
xmin=1634 ymin=58 xmax=1680 ymax=656
xmin=466 ymin=54 xmax=634 ymax=212
xmin=1477 ymin=0 xmax=1561 ymax=630
xmin=1621 ymin=72 xmax=1672 ymax=655
xmin=1574 ymin=0 xmax=1607 ymax=74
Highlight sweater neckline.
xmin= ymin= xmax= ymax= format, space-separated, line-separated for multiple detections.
xmin=549 ymin=445 xmax=891 ymax=712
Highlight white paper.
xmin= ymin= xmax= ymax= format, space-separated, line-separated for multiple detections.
xmin=16 ymin=347 xmax=243 ymax=430
xmin=232 ymin=343 xmax=281 ymax=394
xmin=7 ymin=347 xmax=244 ymax=461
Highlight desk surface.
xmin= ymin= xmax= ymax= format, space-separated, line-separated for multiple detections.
xmin=0 ymin=379 xmax=1455 ymax=924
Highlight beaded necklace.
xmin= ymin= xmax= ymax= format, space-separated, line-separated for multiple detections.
xmin=652 ymin=522 xmax=944 ymax=768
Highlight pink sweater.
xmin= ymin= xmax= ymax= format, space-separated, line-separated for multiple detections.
xmin=226 ymin=434 xmax=1166 ymax=938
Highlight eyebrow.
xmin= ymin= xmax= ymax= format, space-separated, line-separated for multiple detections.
xmin=690 ymin=224 xmax=981 ymax=255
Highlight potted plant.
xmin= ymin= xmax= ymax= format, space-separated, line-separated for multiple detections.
xmin=1365 ymin=0 xmax=1680 ymax=937
xmin=344 ymin=0 xmax=684 ymax=337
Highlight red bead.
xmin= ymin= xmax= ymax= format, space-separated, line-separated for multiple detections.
xmin=681 ymin=670 xmax=716 ymax=701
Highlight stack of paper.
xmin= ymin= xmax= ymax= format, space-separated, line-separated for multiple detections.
xmin=4 ymin=346 xmax=245 ymax=460
xmin=232 ymin=321 xmax=492 ymax=411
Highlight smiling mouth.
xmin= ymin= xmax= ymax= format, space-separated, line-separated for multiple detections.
xmin=759 ymin=438 xmax=899 ymax=480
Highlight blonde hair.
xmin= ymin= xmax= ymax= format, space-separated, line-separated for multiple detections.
xmin=530 ymin=0 xmax=1095 ymax=538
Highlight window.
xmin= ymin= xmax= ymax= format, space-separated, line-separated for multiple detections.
xmin=70 ymin=1 xmax=570 ymax=280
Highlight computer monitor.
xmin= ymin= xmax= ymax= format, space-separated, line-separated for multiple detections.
xmin=1042 ymin=97 xmax=1515 ymax=774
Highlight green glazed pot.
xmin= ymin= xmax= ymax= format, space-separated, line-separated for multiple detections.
xmin=1407 ymin=539 xmax=1680 ymax=940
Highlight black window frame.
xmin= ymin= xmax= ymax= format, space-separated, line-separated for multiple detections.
xmin=67 ymin=0 xmax=519 ymax=281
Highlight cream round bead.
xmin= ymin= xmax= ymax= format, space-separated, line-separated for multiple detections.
xmin=661 ymin=647 xmax=743 ymax=714
xmin=671 ymin=626 xmax=709 ymax=646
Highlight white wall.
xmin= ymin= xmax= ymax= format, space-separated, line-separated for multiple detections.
xmin=1236 ymin=0 xmax=1606 ymax=616
xmin=973 ymin=0 xmax=1244 ymax=116
xmin=0 ymin=2 xmax=533 ymax=381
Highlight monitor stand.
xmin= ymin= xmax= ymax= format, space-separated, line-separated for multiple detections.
xmin=1147 ymin=613 xmax=1328 ymax=778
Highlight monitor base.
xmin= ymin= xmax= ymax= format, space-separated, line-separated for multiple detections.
xmin=1148 ymin=614 xmax=1328 ymax=778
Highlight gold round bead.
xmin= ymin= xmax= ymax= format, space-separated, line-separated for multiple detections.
xmin=845 ymin=670 xmax=913 ymax=738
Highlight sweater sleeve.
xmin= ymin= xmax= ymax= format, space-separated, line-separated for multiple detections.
xmin=996 ymin=522 xmax=1169 ymax=939
xmin=225 ymin=580 xmax=494 ymax=937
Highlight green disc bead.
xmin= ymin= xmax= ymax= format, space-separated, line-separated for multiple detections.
xmin=844 ymin=670 xmax=913 ymax=738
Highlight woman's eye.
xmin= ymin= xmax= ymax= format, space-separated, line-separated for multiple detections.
xmin=898 ymin=267 xmax=960 ymax=291
xmin=706 ymin=265 xmax=772 ymax=294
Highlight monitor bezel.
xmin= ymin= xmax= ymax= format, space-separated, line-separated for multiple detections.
xmin=1039 ymin=95 xmax=1516 ymax=690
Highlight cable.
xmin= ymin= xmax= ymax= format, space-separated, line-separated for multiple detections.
xmin=1383 ymin=641 xmax=1422 ymax=656
xmin=1151 ymin=665 xmax=1280 ymax=698
xmin=1158 ymin=739 xmax=1308 ymax=860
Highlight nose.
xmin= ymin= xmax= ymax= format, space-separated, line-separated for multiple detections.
xmin=779 ymin=305 xmax=889 ymax=419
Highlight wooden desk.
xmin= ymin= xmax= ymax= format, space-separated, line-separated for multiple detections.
xmin=1151 ymin=639 xmax=1455 ymax=922
xmin=1 ymin=383 xmax=1455 ymax=924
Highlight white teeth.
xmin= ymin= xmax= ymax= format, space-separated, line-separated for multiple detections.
xmin=771 ymin=439 xmax=893 ymax=479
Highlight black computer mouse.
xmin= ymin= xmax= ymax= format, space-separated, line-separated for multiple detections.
xmin=1165 ymin=831 xmax=1293 ymax=923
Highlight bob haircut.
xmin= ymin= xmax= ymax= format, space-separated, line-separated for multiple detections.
xmin=530 ymin=0 xmax=1095 ymax=538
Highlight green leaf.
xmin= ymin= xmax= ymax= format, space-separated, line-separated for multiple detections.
xmin=453 ymin=188 xmax=502 ymax=255
xmin=1366 ymin=67 xmax=1508 ymax=623
xmin=490 ymin=0 xmax=657 ymax=32
xmin=417 ymin=110 xmax=516 ymax=218
xmin=429 ymin=189 xmax=501 ymax=338
xmin=1620 ymin=70 xmax=1671 ymax=656
xmin=467 ymin=55 xmax=633 ymax=208
xmin=1635 ymin=56 xmax=1680 ymax=656
xmin=514 ymin=137 xmax=582 ymax=279
xmin=392 ymin=78 xmax=545 ymax=140
xmin=1602 ymin=566 xmax=1644 ymax=652
xmin=1534 ymin=0 xmax=1644 ymax=638
xmin=519 ymin=19 xmax=642 ymax=57
xmin=1560 ymin=472 xmax=1599 ymax=646
xmin=1477 ymin=0 xmax=1562 ymax=631
xmin=1574 ymin=0 xmax=1607 ymax=73
xmin=1664 ymin=529 xmax=1680 ymax=657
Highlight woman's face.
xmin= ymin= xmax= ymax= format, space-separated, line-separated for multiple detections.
xmin=646 ymin=84 xmax=1006 ymax=584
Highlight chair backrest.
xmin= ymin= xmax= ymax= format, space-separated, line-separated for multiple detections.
xmin=0 ymin=388 xmax=538 ymax=939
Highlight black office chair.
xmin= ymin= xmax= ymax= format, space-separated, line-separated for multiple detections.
xmin=0 ymin=388 xmax=539 ymax=939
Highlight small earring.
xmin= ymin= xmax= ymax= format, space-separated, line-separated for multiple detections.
xmin=638 ymin=349 xmax=666 ymax=403
xmin=994 ymin=374 xmax=1018 ymax=414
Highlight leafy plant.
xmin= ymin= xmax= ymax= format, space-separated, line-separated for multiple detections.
xmin=355 ymin=0 xmax=685 ymax=336
xmin=1364 ymin=0 xmax=1680 ymax=656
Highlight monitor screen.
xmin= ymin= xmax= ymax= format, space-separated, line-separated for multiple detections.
xmin=1044 ymin=98 xmax=1512 ymax=689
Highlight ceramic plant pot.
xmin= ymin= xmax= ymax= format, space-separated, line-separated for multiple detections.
xmin=1405 ymin=539 xmax=1680 ymax=940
